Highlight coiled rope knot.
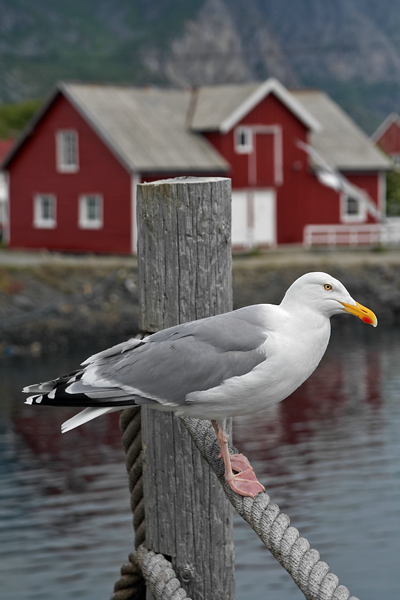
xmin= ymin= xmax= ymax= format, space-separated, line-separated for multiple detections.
xmin=136 ymin=545 xmax=192 ymax=600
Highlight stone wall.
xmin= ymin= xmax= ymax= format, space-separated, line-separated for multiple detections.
xmin=1 ymin=251 xmax=399 ymax=356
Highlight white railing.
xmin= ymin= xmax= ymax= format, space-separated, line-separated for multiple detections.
xmin=303 ymin=220 xmax=400 ymax=247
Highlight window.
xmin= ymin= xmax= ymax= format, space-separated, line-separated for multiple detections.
xmin=79 ymin=194 xmax=103 ymax=229
xmin=34 ymin=194 xmax=56 ymax=228
xmin=0 ymin=173 xmax=7 ymax=229
xmin=0 ymin=201 xmax=7 ymax=240
xmin=56 ymin=130 xmax=79 ymax=172
xmin=346 ymin=196 xmax=359 ymax=215
xmin=392 ymin=153 xmax=400 ymax=169
xmin=341 ymin=193 xmax=366 ymax=223
xmin=235 ymin=127 xmax=253 ymax=154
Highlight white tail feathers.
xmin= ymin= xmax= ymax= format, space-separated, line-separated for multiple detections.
xmin=61 ymin=406 xmax=121 ymax=433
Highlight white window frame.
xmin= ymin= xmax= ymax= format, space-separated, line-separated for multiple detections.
xmin=340 ymin=193 xmax=367 ymax=223
xmin=0 ymin=200 xmax=7 ymax=224
xmin=235 ymin=126 xmax=253 ymax=154
xmin=392 ymin=153 xmax=400 ymax=169
xmin=79 ymin=194 xmax=103 ymax=229
xmin=33 ymin=194 xmax=57 ymax=229
xmin=56 ymin=130 xmax=79 ymax=173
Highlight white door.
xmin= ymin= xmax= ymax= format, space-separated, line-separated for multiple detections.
xmin=231 ymin=191 xmax=249 ymax=246
xmin=253 ymin=190 xmax=276 ymax=246
xmin=231 ymin=189 xmax=276 ymax=248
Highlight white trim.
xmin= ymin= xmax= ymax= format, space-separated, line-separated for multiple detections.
xmin=274 ymin=128 xmax=283 ymax=185
xmin=220 ymin=78 xmax=321 ymax=134
xmin=378 ymin=171 xmax=386 ymax=216
xmin=131 ymin=172 xmax=141 ymax=253
xmin=370 ymin=112 xmax=400 ymax=143
xmin=0 ymin=198 xmax=7 ymax=242
xmin=392 ymin=153 xmax=400 ymax=169
xmin=248 ymin=147 xmax=256 ymax=186
xmin=33 ymin=194 xmax=57 ymax=229
xmin=56 ymin=129 xmax=79 ymax=173
xmin=235 ymin=127 xmax=253 ymax=153
xmin=4 ymin=171 xmax=10 ymax=244
xmin=0 ymin=171 xmax=8 ymax=243
xmin=340 ymin=192 xmax=367 ymax=223
xmin=254 ymin=125 xmax=283 ymax=185
xmin=304 ymin=222 xmax=400 ymax=247
xmin=78 ymin=194 xmax=103 ymax=229
xmin=246 ymin=125 xmax=283 ymax=186
xmin=298 ymin=140 xmax=382 ymax=221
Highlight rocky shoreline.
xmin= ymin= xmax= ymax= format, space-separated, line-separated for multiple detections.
xmin=1 ymin=248 xmax=400 ymax=357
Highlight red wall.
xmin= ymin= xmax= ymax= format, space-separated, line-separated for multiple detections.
xmin=376 ymin=122 xmax=400 ymax=155
xmin=8 ymin=94 xmax=132 ymax=253
xmin=205 ymin=93 xmax=381 ymax=244
xmin=346 ymin=172 xmax=381 ymax=222
xmin=205 ymin=93 xmax=343 ymax=244
xmin=7 ymin=89 xmax=383 ymax=253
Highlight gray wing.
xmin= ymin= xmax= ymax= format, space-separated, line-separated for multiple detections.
xmin=82 ymin=306 xmax=268 ymax=406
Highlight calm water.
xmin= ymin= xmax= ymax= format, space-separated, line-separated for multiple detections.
xmin=1 ymin=324 xmax=400 ymax=599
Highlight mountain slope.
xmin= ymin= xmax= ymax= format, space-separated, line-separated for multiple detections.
xmin=2 ymin=0 xmax=400 ymax=132
xmin=0 ymin=0 xmax=203 ymax=101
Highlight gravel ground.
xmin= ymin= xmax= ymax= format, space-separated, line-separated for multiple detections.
xmin=1 ymin=247 xmax=399 ymax=356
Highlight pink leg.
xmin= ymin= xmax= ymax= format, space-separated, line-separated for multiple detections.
xmin=211 ymin=420 xmax=265 ymax=498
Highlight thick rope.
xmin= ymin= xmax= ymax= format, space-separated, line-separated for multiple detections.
xmin=134 ymin=545 xmax=193 ymax=600
xmin=111 ymin=555 xmax=146 ymax=600
xmin=113 ymin=409 xmax=360 ymax=600
xmin=111 ymin=407 xmax=146 ymax=600
xmin=120 ymin=407 xmax=146 ymax=550
xmin=180 ymin=416 xmax=360 ymax=600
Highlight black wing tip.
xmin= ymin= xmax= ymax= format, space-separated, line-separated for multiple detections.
xmin=24 ymin=389 xmax=139 ymax=408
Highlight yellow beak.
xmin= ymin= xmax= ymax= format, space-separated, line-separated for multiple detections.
xmin=339 ymin=301 xmax=378 ymax=327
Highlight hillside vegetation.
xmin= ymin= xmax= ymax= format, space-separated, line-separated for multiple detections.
xmin=0 ymin=99 xmax=41 ymax=138
xmin=2 ymin=0 xmax=400 ymax=131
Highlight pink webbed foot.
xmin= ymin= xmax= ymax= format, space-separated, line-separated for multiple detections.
xmin=226 ymin=453 xmax=265 ymax=498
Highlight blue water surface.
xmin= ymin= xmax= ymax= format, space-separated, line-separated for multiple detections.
xmin=0 ymin=324 xmax=399 ymax=599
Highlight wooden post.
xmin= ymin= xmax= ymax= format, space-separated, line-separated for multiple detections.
xmin=137 ymin=176 xmax=235 ymax=600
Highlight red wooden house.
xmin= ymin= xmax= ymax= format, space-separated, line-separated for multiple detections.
xmin=1 ymin=79 xmax=391 ymax=253
xmin=371 ymin=113 xmax=400 ymax=167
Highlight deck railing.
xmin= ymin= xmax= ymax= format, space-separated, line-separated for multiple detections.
xmin=303 ymin=220 xmax=400 ymax=247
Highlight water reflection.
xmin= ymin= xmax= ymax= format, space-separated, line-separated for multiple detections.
xmin=1 ymin=327 xmax=400 ymax=599
xmin=0 ymin=354 xmax=133 ymax=600
xmin=234 ymin=326 xmax=400 ymax=600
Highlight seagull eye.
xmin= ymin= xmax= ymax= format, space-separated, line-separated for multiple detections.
xmin=324 ymin=283 xmax=333 ymax=291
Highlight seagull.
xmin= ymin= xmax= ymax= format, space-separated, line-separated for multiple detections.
xmin=23 ymin=272 xmax=377 ymax=498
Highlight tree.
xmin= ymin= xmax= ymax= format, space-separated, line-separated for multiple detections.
xmin=0 ymin=99 xmax=41 ymax=139
xmin=386 ymin=168 xmax=400 ymax=216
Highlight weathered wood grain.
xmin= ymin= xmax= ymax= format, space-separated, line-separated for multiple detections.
xmin=137 ymin=177 xmax=235 ymax=600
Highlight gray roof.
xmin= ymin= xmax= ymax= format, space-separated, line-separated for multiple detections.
xmin=2 ymin=80 xmax=390 ymax=175
xmin=292 ymin=90 xmax=391 ymax=171
xmin=370 ymin=112 xmax=400 ymax=144
xmin=190 ymin=82 xmax=261 ymax=131
xmin=61 ymin=83 xmax=229 ymax=173
xmin=190 ymin=78 xmax=320 ymax=133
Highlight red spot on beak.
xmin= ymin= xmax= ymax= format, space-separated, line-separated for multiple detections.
xmin=362 ymin=315 xmax=374 ymax=325
xmin=339 ymin=300 xmax=378 ymax=327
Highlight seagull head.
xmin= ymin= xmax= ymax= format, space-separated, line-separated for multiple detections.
xmin=281 ymin=271 xmax=378 ymax=326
